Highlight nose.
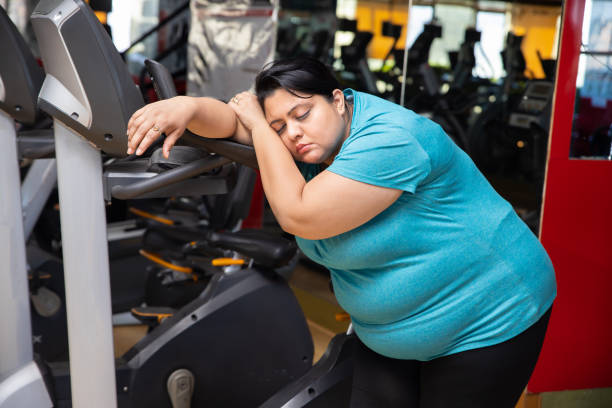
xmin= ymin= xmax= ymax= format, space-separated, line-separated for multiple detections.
xmin=285 ymin=120 xmax=303 ymax=141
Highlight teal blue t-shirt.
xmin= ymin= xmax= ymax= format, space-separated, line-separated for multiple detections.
xmin=295 ymin=89 xmax=556 ymax=361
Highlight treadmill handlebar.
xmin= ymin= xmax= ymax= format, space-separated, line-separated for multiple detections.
xmin=111 ymin=155 xmax=231 ymax=199
xmin=182 ymin=131 xmax=259 ymax=170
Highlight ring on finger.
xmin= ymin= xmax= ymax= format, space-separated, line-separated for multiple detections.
xmin=232 ymin=96 xmax=240 ymax=104
xmin=152 ymin=125 xmax=160 ymax=132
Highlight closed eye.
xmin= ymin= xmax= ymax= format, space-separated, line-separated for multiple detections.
xmin=274 ymin=124 xmax=286 ymax=135
xmin=272 ymin=108 xmax=309 ymax=135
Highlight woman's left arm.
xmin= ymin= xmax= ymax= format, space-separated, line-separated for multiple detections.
xmin=230 ymin=93 xmax=402 ymax=240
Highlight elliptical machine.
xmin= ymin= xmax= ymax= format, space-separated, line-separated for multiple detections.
xmin=143 ymin=58 xmax=359 ymax=408
xmin=26 ymin=1 xmax=313 ymax=407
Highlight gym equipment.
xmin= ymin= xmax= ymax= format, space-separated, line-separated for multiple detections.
xmin=134 ymin=35 xmax=363 ymax=408
xmin=336 ymin=18 xmax=379 ymax=95
xmin=501 ymin=32 xmax=529 ymax=84
xmin=380 ymin=21 xmax=403 ymax=69
xmin=385 ymin=21 xmax=443 ymax=109
xmin=467 ymin=31 xmax=554 ymax=181
xmin=536 ymin=50 xmax=557 ymax=82
xmin=448 ymin=28 xmax=481 ymax=91
xmin=0 ymin=2 xmax=71 ymax=369
xmin=467 ymin=79 xmax=553 ymax=179
xmin=418 ymin=62 xmax=470 ymax=150
xmin=0 ymin=7 xmax=170 ymax=364
xmin=276 ymin=14 xmax=335 ymax=64
xmin=30 ymin=1 xmax=313 ymax=407
xmin=260 ymin=333 xmax=355 ymax=408
xmin=0 ymin=7 xmax=54 ymax=407
xmin=371 ymin=21 xmax=404 ymax=103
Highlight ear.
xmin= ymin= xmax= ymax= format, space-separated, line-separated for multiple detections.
xmin=331 ymin=89 xmax=346 ymax=115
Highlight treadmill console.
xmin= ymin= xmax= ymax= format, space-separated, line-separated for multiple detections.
xmin=509 ymin=81 xmax=554 ymax=129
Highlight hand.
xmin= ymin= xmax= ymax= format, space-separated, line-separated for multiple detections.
xmin=126 ymin=96 xmax=196 ymax=158
xmin=228 ymin=92 xmax=268 ymax=132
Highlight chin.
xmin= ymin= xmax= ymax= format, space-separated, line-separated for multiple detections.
xmin=296 ymin=150 xmax=326 ymax=164
xmin=299 ymin=157 xmax=324 ymax=164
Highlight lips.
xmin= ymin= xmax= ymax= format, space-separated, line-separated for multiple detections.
xmin=296 ymin=143 xmax=311 ymax=154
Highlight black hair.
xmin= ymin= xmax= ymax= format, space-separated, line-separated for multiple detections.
xmin=255 ymin=58 xmax=341 ymax=107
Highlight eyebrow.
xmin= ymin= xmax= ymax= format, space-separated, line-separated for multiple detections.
xmin=269 ymin=103 xmax=310 ymax=126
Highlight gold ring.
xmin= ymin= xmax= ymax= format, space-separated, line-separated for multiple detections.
xmin=152 ymin=125 xmax=160 ymax=132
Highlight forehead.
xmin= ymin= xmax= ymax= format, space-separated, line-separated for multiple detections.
xmin=263 ymin=89 xmax=322 ymax=120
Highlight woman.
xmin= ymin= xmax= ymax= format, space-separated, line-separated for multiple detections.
xmin=127 ymin=58 xmax=556 ymax=407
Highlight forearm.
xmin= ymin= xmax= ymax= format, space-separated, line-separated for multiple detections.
xmin=185 ymin=96 xmax=252 ymax=145
xmin=250 ymin=124 xmax=306 ymax=232
xmin=185 ymin=96 xmax=236 ymax=137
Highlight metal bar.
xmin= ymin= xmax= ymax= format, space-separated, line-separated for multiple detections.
xmin=400 ymin=0 xmax=414 ymax=107
xmin=580 ymin=50 xmax=612 ymax=56
xmin=0 ymin=110 xmax=52 ymax=407
xmin=21 ymin=159 xmax=57 ymax=241
xmin=54 ymin=119 xmax=117 ymax=408
xmin=0 ymin=110 xmax=31 ymax=378
xmin=110 ymin=156 xmax=231 ymax=199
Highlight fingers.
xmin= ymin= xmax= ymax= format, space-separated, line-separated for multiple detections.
xmin=162 ymin=128 xmax=184 ymax=159
xmin=127 ymin=97 xmax=194 ymax=156
xmin=127 ymin=101 xmax=167 ymax=154
xmin=127 ymin=109 xmax=150 ymax=151
xmin=127 ymin=103 xmax=167 ymax=155
xmin=127 ymin=119 xmax=165 ymax=155
xmin=229 ymin=91 xmax=256 ymax=106
xmin=163 ymin=129 xmax=183 ymax=159
xmin=228 ymin=99 xmax=238 ymax=112
xmin=127 ymin=105 xmax=146 ymax=130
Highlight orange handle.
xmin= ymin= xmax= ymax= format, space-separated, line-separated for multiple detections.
xmin=129 ymin=207 xmax=174 ymax=225
xmin=139 ymin=250 xmax=193 ymax=274
xmin=212 ymin=258 xmax=246 ymax=266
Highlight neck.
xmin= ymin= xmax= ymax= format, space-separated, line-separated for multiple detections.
xmin=323 ymin=102 xmax=353 ymax=166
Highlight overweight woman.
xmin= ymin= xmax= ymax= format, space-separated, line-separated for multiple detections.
xmin=126 ymin=58 xmax=556 ymax=408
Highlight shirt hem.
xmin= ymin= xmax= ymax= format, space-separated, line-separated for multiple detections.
xmin=424 ymin=295 xmax=556 ymax=362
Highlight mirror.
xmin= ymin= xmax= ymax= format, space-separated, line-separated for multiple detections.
xmin=569 ymin=0 xmax=612 ymax=160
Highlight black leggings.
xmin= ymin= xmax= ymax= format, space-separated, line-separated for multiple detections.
xmin=350 ymin=308 xmax=552 ymax=408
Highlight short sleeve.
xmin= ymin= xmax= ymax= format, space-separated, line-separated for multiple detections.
xmin=326 ymin=124 xmax=431 ymax=193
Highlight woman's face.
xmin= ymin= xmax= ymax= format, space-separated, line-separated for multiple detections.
xmin=263 ymin=88 xmax=350 ymax=164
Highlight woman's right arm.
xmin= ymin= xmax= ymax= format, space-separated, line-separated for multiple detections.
xmin=126 ymin=95 xmax=252 ymax=158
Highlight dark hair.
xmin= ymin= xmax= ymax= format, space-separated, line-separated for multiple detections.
xmin=255 ymin=58 xmax=340 ymax=107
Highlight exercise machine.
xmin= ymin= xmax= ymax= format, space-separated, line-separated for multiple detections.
xmin=0 ymin=7 xmax=54 ymax=407
xmin=144 ymin=31 xmax=360 ymax=408
xmin=27 ymin=1 xmax=313 ymax=406
xmin=0 ymin=7 xmax=167 ymax=364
